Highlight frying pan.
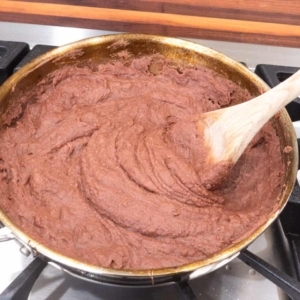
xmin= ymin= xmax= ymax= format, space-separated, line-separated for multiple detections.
xmin=0 ymin=34 xmax=297 ymax=285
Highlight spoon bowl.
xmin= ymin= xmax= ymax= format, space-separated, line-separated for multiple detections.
xmin=198 ymin=70 xmax=300 ymax=188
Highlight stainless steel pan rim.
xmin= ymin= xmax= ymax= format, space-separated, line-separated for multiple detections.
xmin=0 ymin=33 xmax=297 ymax=280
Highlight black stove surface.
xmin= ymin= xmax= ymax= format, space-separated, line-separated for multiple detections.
xmin=0 ymin=41 xmax=300 ymax=300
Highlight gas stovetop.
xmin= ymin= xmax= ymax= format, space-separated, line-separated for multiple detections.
xmin=0 ymin=26 xmax=300 ymax=300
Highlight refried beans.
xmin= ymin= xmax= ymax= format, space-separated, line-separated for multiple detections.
xmin=0 ymin=55 xmax=284 ymax=269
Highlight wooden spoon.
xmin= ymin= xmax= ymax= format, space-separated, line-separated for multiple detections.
xmin=197 ymin=70 xmax=300 ymax=189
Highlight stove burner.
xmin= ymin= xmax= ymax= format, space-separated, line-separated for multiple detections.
xmin=0 ymin=41 xmax=29 ymax=85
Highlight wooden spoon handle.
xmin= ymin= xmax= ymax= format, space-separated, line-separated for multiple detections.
xmin=199 ymin=70 xmax=300 ymax=164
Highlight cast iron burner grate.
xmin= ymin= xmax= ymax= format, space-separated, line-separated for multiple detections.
xmin=0 ymin=42 xmax=300 ymax=300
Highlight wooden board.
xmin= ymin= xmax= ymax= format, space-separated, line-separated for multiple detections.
xmin=0 ymin=0 xmax=300 ymax=47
